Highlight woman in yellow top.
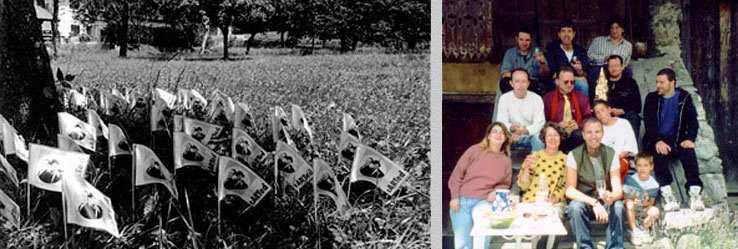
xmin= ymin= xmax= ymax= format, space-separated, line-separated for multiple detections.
xmin=517 ymin=122 xmax=568 ymax=213
xmin=516 ymin=122 xmax=568 ymax=249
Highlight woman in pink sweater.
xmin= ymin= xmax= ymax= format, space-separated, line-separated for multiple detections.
xmin=448 ymin=122 xmax=513 ymax=249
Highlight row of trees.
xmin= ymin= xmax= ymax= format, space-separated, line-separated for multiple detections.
xmin=70 ymin=0 xmax=430 ymax=59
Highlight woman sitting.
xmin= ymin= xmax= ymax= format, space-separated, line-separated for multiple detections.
xmin=448 ymin=122 xmax=512 ymax=249
xmin=517 ymin=122 xmax=568 ymax=248
xmin=593 ymin=100 xmax=639 ymax=181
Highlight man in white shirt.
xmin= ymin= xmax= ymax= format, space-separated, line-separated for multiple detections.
xmin=496 ymin=69 xmax=546 ymax=152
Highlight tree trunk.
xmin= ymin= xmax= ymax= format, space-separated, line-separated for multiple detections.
xmin=246 ymin=32 xmax=256 ymax=55
xmin=200 ymin=24 xmax=210 ymax=54
xmin=52 ymin=0 xmax=59 ymax=57
xmin=221 ymin=26 xmax=229 ymax=60
xmin=119 ymin=1 xmax=129 ymax=57
xmin=721 ymin=1 xmax=738 ymax=180
xmin=0 ymin=0 xmax=60 ymax=138
xmin=280 ymin=31 xmax=285 ymax=48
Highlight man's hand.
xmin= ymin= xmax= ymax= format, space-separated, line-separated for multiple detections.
xmin=511 ymin=133 xmax=522 ymax=143
xmin=618 ymin=151 xmax=630 ymax=160
xmin=569 ymin=120 xmax=579 ymax=130
xmin=487 ymin=192 xmax=497 ymax=202
xmin=603 ymin=191 xmax=615 ymax=206
xmin=548 ymin=195 xmax=559 ymax=204
xmin=450 ymin=199 xmax=460 ymax=212
xmin=534 ymin=52 xmax=546 ymax=63
xmin=516 ymin=127 xmax=529 ymax=135
xmin=680 ymin=140 xmax=696 ymax=149
xmin=571 ymin=60 xmax=584 ymax=73
xmin=593 ymin=202 xmax=609 ymax=223
xmin=610 ymin=108 xmax=625 ymax=116
xmin=523 ymin=154 xmax=540 ymax=170
xmin=655 ymin=140 xmax=671 ymax=155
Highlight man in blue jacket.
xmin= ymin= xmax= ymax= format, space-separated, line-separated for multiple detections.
xmin=545 ymin=19 xmax=590 ymax=98
xmin=642 ymin=68 xmax=704 ymax=212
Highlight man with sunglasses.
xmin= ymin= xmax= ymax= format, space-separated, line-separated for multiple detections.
xmin=543 ymin=66 xmax=591 ymax=153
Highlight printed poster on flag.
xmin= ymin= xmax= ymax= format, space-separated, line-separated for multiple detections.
xmin=2 ymin=122 xmax=29 ymax=162
xmin=28 ymin=143 xmax=90 ymax=192
xmin=87 ymin=109 xmax=109 ymax=139
xmin=173 ymin=132 xmax=219 ymax=171
xmin=183 ymin=117 xmax=223 ymax=146
xmin=57 ymin=134 xmax=84 ymax=153
xmin=271 ymin=106 xmax=293 ymax=146
xmin=338 ymin=130 xmax=362 ymax=163
xmin=218 ymin=157 xmax=271 ymax=210
xmin=0 ymin=189 xmax=19 ymax=227
xmin=108 ymin=124 xmax=131 ymax=157
xmin=58 ymin=112 xmax=96 ymax=151
xmin=350 ymin=146 xmax=409 ymax=196
xmin=290 ymin=104 xmax=313 ymax=141
xmin=133 ymin=144 xmax=178 ymax=198
xmin=342 ymin=113 xmax=361 ymax=140
xmin=62 ymin=174 xmax=120 ymax=237
xmin=313 ymin=159 xmax=350 ymax=216
xmin=234 ymin=102 xmax=254 ymax=130
xmin=273 ymin=141 xmax=312 ymax=189
xmin=232 ymin=128 xmax=267 ymax=167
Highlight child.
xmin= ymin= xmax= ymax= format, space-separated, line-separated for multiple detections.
xmin=623 ymin=153 xmax=661 ymax=246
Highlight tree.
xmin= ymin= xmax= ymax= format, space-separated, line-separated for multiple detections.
xmin=199 ymin=0 xmax=250 ymax=60
xmin=0 ymin=0 xmax=60 ymax=138
xmin=232 ymin=0 xmax=273 ymax=54
xmin=72 ymin=0 xmax=157 ymax=57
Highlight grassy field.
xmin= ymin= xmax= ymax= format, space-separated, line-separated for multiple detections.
xmin=1 ymin=45 xmax=429 ymax=248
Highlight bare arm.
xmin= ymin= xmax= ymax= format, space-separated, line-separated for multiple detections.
xmin=564 ymin=167 xmax=598 ymax=206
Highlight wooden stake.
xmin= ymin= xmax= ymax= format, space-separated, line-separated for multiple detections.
xmin=184 ymin=188 xmax=198 ymax=249
xmin=131 ymin=148 xmax=136 ymax=219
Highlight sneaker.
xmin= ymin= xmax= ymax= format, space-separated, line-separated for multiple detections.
xmin=639 ymin=226 xmax=653 ymax=244
xmin=689 ymin=186 xmax=705 ymax=211
xmin=660 ymin=185 xmax=680 ymax=212
xmin=630 ymin=227 xmax=643 ymax=246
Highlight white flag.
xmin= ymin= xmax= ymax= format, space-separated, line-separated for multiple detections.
xmin=173 ymin=115 xmax=185 ymax=132
xmin=108 ymin=124 xmax=131 ymax=157
xmin=0 ymin=155 xmax=19 ymax=187
xmin=134 ymin=144 xmax=178 ymax=198
xmin=218 ymin=157 xmax=271 ymax=210
xmin=232 ymin=128 xmax=267 ymax=166
xmin=189 ymin=89 xmax=207 ymax=107
xmin=182 ymin=117 xmax=223 ymax=146
xmin=70 ymin=89 xmax=87 ymax=109
xmin=273 ymin=141 xmax=312 ymax=189
xmin=234 ymin=102 xmax=254 ymax=130
xmin=87 ymin=109 xmax=109 ymax=139
xmin=151 ymin=88 xmax=176 ymax=131
xmin=313 ymin=159 xmax=350 ymax=216
xmin=271 ymin=106 xmax=293 ymax=146
xmin=291 ymin=104 xmax=314 ymax=141
xmin=176 ymin=89 xmax=192 ymax=110
xmin=338 ymin=130 xmax=362 ymax=163
xmin=0 ymin=189 xmax=20 ymax=227
xmin=173 ymin=132 xmax=219 ymax=171
xmin=350 ymin=146 xmax=409 ymax=195
xmin=58 ymin=112 xmax=96 ymax=151
xmin=342 ymin=113 xmax=361 ymax=140
xmin=2 ymin=122 xmax=29 ymax=162
xmin=62 ymin=174 xmax=120 ymax=237
xmin=28 ymin=143 xmax=90 ymax=192
xmin=58 ymin=134 xmax=84 ymax=153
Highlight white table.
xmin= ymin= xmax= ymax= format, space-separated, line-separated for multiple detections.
xmin=470 ymin=203 xmax=567 ymax=249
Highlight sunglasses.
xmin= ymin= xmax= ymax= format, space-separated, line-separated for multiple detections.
xmin=562 ymin=80 xmax=575 ymax=85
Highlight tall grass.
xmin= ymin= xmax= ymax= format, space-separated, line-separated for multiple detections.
xmin=0 ymin=46 xmax=429 ymax=248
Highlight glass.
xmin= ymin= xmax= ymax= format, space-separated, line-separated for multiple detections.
xmin=596 ymin=180 xmax=606 ymax=199
xmin=571 ymin=55 xmax=578 ymax=62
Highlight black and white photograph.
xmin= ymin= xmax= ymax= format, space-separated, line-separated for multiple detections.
xmin=0 ymin=0 xmax=429 ymax=248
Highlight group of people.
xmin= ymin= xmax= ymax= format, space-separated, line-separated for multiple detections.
xmin=448 ymin=17 xmax=705 ymax=249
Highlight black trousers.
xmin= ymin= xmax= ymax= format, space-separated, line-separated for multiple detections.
xmin=650 ymin=143 xmax=703 ymax=189
xmin=560 ymin=129 xmax=583 ymax=154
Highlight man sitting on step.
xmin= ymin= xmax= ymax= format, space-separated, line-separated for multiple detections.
xmin=564 ymin=118 xmax=624 ymax=249
xmin=642 ymin=68 xmax=704 ymax=212
xmin=496 ymin=69 xmax=546 ymax=152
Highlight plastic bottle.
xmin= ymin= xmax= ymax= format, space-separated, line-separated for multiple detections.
xmin=535 ymin=173 xmax=549 ymax=203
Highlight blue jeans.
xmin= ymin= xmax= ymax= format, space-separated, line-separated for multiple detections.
xmin=566 ymin=200 xmax=624 ymax=249
xmin=511 ymin=135 xmax=545 ymax=152
xmin=449 ymin=196 xmax=492 ymax=249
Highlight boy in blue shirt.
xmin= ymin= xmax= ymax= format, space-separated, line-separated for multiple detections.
xmin=623 ymin=153 xmax=661 ymax=246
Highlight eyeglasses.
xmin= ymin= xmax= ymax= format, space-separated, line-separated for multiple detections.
xmin=562 ymin=80 xmax=575 ymax=85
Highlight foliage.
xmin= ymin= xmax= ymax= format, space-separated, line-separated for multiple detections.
xmin=0 ymin=47 xmax=429 ymax=248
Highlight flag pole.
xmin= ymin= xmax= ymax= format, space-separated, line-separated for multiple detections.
xmin=131 ymin=148 xmax=136 ymax=219
xmin=184 ymin=188 xmax=198 ymax=249
xmin=217 ymin=196 xmax=221 ymax=244
xmin=26 ymin=180 xmax=31 ymax=219
xmin=61 ymin=186 xmax=68 ymax=242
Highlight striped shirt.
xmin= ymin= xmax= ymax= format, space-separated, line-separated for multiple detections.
xmin=587 ymin=36 xmax=632 ymax=66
